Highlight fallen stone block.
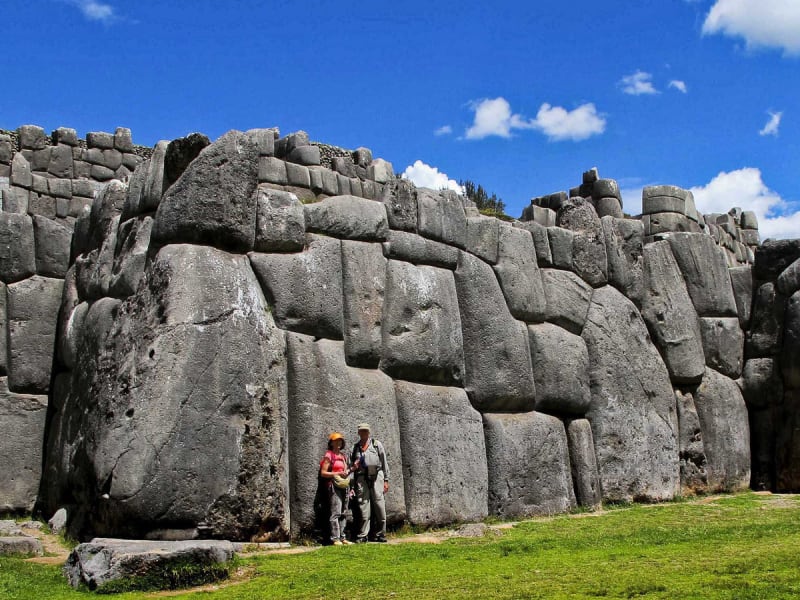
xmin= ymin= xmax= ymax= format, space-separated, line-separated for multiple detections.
xmin=0 ymin=536 xmax=43 ymax=557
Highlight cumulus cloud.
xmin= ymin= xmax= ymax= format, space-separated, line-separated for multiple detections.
xmin=464 ymin=97 xmax=606 ymax=142
xmin=759 ymin=111 xmax=782 ymax=136
xmin=690 ymin=167 xmax=800 ymax=239
xmin=669 ymin=80 xmax=688 ymax=93
xmin=619 ymin=71 xmax=658 ymax=95
xmin=66 ymin=0 xmax=116 ymax=23
xmin=702 ymin=0 xmax=800 ymax=55
xmin=433 ymin=125 xmax=453 ymax=136
xmin=402 ymin=160 xmax=464 ymax=195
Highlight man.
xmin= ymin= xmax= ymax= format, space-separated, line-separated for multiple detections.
xmin=351 ymin=423 xmax=389 ymax=543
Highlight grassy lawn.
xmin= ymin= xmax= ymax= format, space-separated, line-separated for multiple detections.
xmin=2 ymin=492 xmax=799 ymax=599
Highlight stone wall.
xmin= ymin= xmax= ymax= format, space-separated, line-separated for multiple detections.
xmin=0 ymin=124 xmax=795 ymax=541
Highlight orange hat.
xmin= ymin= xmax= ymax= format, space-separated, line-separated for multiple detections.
xmin=328 ymin=432 xmax=344 ymax=442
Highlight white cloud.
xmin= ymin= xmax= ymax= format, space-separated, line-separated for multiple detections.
xmin=759 ymin=111 xmax=782 ymax=136
xmin=669 ymin=80 xmax=688 ymax=93
xmin=434 ymin=125 xmax=453 ymax=136
xmin=532 ymin=103 xmax=607 ymax=141
xmin=66 ymin=0 xmax=116 ymax=23
xmin=402 ymin=160 xmax=464 ymax=195
xmin=619 ymin=71 xmax=658 ymax=95
xmin=465 ymin=97 xmax=606 ymax=142
xmin=702 ymin=0 xmax=800 ymax=55
xmin=690 ymin=167 xmax=800 ymax=239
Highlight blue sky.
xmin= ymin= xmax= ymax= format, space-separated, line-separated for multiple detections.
xmin=3 ymin=0 xmax=799 ymax=238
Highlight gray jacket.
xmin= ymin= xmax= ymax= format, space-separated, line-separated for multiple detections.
xmin=351 ymin=438 xmax=389 ymax=482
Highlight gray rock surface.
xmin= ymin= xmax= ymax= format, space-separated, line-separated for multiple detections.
xmin=285 ymin=334 xmax=405 ymax=534
xmin=777 ymin=257 xmax=800 ymax=297
xmin=641 ymin=241 xmax=705 ymax=384
xmin=416 ymin=189 xmax=467 ymax=248
xmin=6 ymin=275 xmax=62 ymax=393
xmin=746 ymin=283 xmax=786 ymax=358
xmin=783 ymin=291 xmax=800 ymax=389
xmin=667 ymin=233 xmax=737 ymax=317
xmin=741 ymin=358 xmax=783 ymax=410
xmin=254 ymin=188 xmax=305 ymax=252
xmin=541 ymin=269 xmax=593 ymax=335
xmin=547 ymin=226 xmax=573 ymax=270
xmin=395 ymin=381 xmax=487 ymax=526
xmin=528 ymin=323 xmax=590 ymax=415
xmin=774 ymin=389 xmax=800 ymax=491
xmin=109 ymin=216 xmax=153 ymax=298
xmin=381 ymin=179 xmax=418 ymax=232
xmin=675 ymin=390 xmax=708 ymax=494
xmin=493 ymin=225 xmax=547 ymax=322
xmin=0 ymin=378 xmax=48 ymax=512
xmin=728 ymin=265 xmax=753 ymax=327
xmin=304 ymin=195 xmax=389 ymax=241
xmin=582 ymin=285 xmax=680 ymax=502
xmin=514 ymin=221 xmax=553 ymax=267
xmin=250 ymin=234 xmax=343 ymax=339
xmin=483 ymin=412 xmax=576 ymax=518
xmin=0 ymin=213 xmax=36 ymax=284
xmin=556 ymin=197 xmax=608 ymax=287
xmin=32 ymin=215 xmax=71 ymax=278
xmin=341 ymin=240 xmax=386 ymax=368
xmin=566 ymin=419 xmax=602 ymax=508
xmin=0 ymin=282 xmax=5 ymax=373
xmin=465 ymin=215 xmax=500 ymax=264
xmin=381 ymin=260 xmax=463 ymax=385
xmin=154 ymin=131 xmax=259 ymax=252
xmin=163 ymin=132 xmax=211 ymax=190
xmin=754 ymin=239 xmax=800 ymax=282
xmin=381 ymin=230 xmax=459 ymax=269
xmin=140 ymin=141 xmax=169 ymax=213
xmin=44 ymin=245 xmax=289 ymax=541
xmin=693 ymin=367 xmax=751 ymax=491
xmin=698 ymin=317 xmax=744 ymax=379
xmin=454 ymin=251 xmax=536 ymax=412
xmin=0 ymin=536 xmax=43 ymax=557
xmin=64 ymin=538 xmax=235 ymax=591
xmin=601 ymin=216 xmax=644 ymax=306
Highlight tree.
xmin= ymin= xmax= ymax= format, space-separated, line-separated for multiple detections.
xmin=460 ymin=179 xmax=508 ymax=219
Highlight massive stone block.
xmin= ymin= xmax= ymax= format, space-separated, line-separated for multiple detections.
xmin=395 ymin=381 xmax=487 ymax=526
xmin=381 ymin=178 xmax=418 ymax=232
xmin=728 ymin=265 xmax=753 ymax=328
xmin=109 ymin=216 xmax=153 ymax=298
xmin=746 ymin=283 xmax=786 ymax=358
xmin=381 ymin=260 xmax=463 ymax=385
xmin=250 ymin=234 xmax=344 ymax=340
xmin=666 ymin=233 xmax=738 ymax=318
xmin=465 ymin=215 xmax=499 ymax=264
xmin=774 ymin=389 xmax=800 ymax=491
xmin=582 ymin=285 xmax=680 ymax=502
xmin=556 ymin=197 xmax=608 ymax=287
xmin=304 ymin=195 xmax=389 ymax=241
xmin=6 ymin=275 xmax=62 ymax=394
xmin=528 ymin=323 xmax=590 ymax=416
xmin=601 ymin=216 xmax=644 ymax=307
xmin=341 ymin=241 xmax=386 ymax=368
xmin=566 ymin=419 xmax=601 ymax=508
xmin=417 ymin=189 xmax=467 ymax=248
xmin=693 ymin=367 xmax=751 ymax=492
xmin=777 ymin=257 xmax=800 ymax=297
xmin=547 ymin=227 xmax=573 ymax=270
xmin=741 ymin=358 xmax=783 ymax=410
xmin=698 ymin=317 xmax=744 ymax=379
xmin=0 ymin=282 xmax=6 ymax=374
xmin=153 ymin=131 xmax=259 ymax=252
xmin=641 ymin=241 xmax=705 ymax=384
xmin=754 ymin=239 xmax=800 ymax=282
xmin=493 ymin=225 xmax=546 ymax=323
xmin=254 ymin=188 xmax=305 ymax=252
xmin=541 ymin=268 xmax=593 ymax=335
xmin=44 ymin=244 xmax=290 ymax=541
xmin=514 ymin=221 xmax=552 ymax=267
xmin=483 ymin=412 xmax=576 ymax=518
xmin=454 ymin=251 xmax=536 ymax=412
xmin=784 ymin=290 xmax=800 ymax=389
xmin=75 ymin=216 xmax=119 ymax=302
xmin=32 ymin=215 xmax=71 ymax=278
xmin=0 ymin=213 xmax=36 ymax=284
xmin=285 ymin=334 xmax=405 ymax=534
xmin=0 ymin=377 xmax=48 ymax=512
xmin=675 ymin=390 xmax=708 ymax=494
xmin=381 ymin=230 xmax=459 ymax=269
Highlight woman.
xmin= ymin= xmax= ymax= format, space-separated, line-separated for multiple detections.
xmin=319 ymin=432 xmax=353 ymax=545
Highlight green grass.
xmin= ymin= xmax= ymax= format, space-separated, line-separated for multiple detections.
xmin=2 ymin=493 xmax=799 ymax=599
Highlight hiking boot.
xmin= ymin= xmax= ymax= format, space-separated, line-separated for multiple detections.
xmin=373 ymin=536 xmax=388 ymax=543
xmin=341 ymin=539 xmax=353 ymax=545
xmin=355 ymin=538 xmax=368 ymax=544
xmin=333 ymin=540 xmax=343 ymax=546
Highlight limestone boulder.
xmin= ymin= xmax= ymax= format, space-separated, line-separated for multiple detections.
xmin=666 ymin=233 xmax=737 ymax=317
xmin=0 ymin=378 xmax=48 ymax=512
xmin=249 ymin=234 xmax=343 ymax=340
xmin=381 ymin=230 xmax=459 ymax=269
xmin=153 ymin=131 xmax=260 ymax=252
xmin=566 ymin=419 xmax=601 ymax=508
xmin=746 ymin=283 xmax=786 ymax=358
xmin=43 ymin=244 xmax=290 ymax=541
xmin=783 ymin=291 xmax=800 ymax=389
xmin=395 ymin=381 xmax=487 ymax=526
xmin=0 ymin=213 xmax=36 ymax=284
xmin=254 ymin=188 xmax=305 ymax=252
xmin=528 ymin=323 xmax=590 ymax=415
xmin=6 ymin=275 xmax=62 ymax=394
xmin=641 ymin=241 xmax=705 ymax=384
xmin=454 ymin=251 xmax=536 ymax=412
xmin=483 ymin=412 xmax=576 ymax=518
xmin=728 ymin=265 xmax=753 ymax=328
xmin=304 ymin=195 xmax=389 ymax=241
xmin=693 ymin=367 xmax=751 ymax=491
xmin=556 ymin=197 xmax=608 ymax=287
xmin=582 ymin=285 xmax=680 ymax=502
xmin=698 ymin=317 xmax=744 ymax=379
xmin=285 ymin=334 xmax=405 ymax=534
xmin=342 ymin=241 xmax=386 ymax=368
xmin=675 ymin=390 xmax=708 ymax=494
xmin=493 ymin=225 xmax=546 ymax=322
xmin=381 ymin=261 xmax=463 ymax=385
xmin=601 ymin=216 xmax=644 ymax=307
xmin=541 ymin=269 xmax=593 ymax=335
